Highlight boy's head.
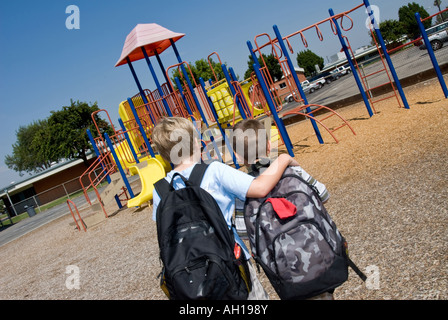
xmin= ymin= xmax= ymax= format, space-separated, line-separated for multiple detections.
xmin=232 ymin=119 xmax=270 ymax=165
xmin=152 ymin=117 xmax=199 ymax=166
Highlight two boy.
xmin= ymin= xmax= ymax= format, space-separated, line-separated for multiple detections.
xmin=151 ymin=116 xmax=298 ymax=299
xmin=151 ymin=116 xmax=330 ymax=299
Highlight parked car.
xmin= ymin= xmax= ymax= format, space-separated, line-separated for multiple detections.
xmin=331 ymin=65 xmax=351 ymax=76
xmin=302 ymin=78 xmax=325 ymax=89
xmin=419 ymin=21 xmax=448 ymax=51
xmin=284 ymin=82 xmax=319 ymax=102
xmin=315 ymin=71 xmax=340 ymax=84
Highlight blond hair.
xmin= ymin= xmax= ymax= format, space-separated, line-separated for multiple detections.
xmin=152 ymin=117 xmax=197 ymax=165
xmin=232 ymin=119 xmax=269 ymax=164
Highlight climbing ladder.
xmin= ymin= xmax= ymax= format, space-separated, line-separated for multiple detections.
xmin=345 ymin=34 xmax=403 ymax=113
xmin=251 ymin=32 xmax=356 ymax=145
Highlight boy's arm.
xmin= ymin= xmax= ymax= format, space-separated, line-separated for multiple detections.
xmin=246 ymin=154 xmax=299 ymax=198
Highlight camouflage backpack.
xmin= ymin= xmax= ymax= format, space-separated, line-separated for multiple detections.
xmin=244 ymin=167 xmax=366 ymax=299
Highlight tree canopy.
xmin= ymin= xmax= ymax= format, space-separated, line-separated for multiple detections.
xmin=244 ymin=53 xmax=283 ymax=82
xmin=370 ymin=19 xmax=407 ymax=47
xmin=296 ymin=49 xmax=324 ymax=77
xmin=169 ymin=58 xmax=225 ymax=88
xmin=398 ymin=2 xmax=431 ymax=38
xmin=5 ymin=100 xmax=113 ymax=176
xmin=5 ymin=119 xmax=56 ymax=175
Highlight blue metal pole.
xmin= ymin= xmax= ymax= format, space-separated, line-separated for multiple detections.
xmin=362 ymin=0 xmax=410 ymax=109
xmin=272 ymin=25 xmax=324 ymax=144
xmin=199 ymin=77 xmax=239 ymax=168
xmin=154 ymin=50 xmax=173 ymax=93
xmin=175 ymin=77 xmax=195 ymax=118
xmin=126 ymin=57 xmax=145 ymax=100
xmin=415 ymin=12 xmax=448 ymax=98
xmin=104 ymin=133 xmax=134 ymax=199
xmin=229 ymin=66 xmax=250 ymax=119
xmin=253 ymin=62 xmax=295 ymax=157
xmin=141 ymin=47 xmax=173 ymax=116
xmin=127 ymin=98 xmax=156 ymax=158
xmin=126 ymin=57 xmax=156 ymax=124
xmin=247 ymin=41 xmax=294 ymax=156
xmin=118 ymin=118 xmax=139 ymax=164
xmin=175 ymin=81 xmax=213 ymax=162
xmin=328 ymin=10 xmax=375 ymax=117
xmin=170 ymin=38 xmax=209 ymax=127
xmin=222 ymin=65 xmax=247 ymax=119
xmin=174 ymin=77 xmax=223 ymax=162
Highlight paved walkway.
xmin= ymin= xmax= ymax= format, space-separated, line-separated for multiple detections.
xmin=0 ymin=187 xmax=106 ymax=247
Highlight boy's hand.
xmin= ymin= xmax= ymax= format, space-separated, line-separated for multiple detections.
xmin=285 ymin=154 xmax=300 ymax=167
xmin=247 ymin=154 xmax=299 ymax=198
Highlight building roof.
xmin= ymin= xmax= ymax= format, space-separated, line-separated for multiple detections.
xmin=0 ymin=154 xmax=94 ymax=197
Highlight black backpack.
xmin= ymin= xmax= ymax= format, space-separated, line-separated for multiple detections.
xmin=154 ymin=163 xmax=252 ymax=300
xmin=244 ymin=167 xmax=366 ymax=299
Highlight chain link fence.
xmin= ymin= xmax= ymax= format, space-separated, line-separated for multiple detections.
xmin=6 ymin=168 xmax=103 ymax=218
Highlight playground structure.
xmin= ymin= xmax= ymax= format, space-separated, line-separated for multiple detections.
xmin=67 ymin=1 xmax=447 ymax=231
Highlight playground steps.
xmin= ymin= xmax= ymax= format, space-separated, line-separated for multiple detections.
xmin=99 ymin=172 xmax=126 ymax=206
xmin=80 ymin=209 xmax=106 ymax=229
xmin=68 ymin=203 xmax=107 ymax=230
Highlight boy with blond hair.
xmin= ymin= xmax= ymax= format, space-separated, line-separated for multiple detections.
xmin=151 ymin=116 xmax=299 ymax=299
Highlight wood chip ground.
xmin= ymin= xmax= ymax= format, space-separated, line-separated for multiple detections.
xmin=1 ymin=78 xmax=447 ymax=300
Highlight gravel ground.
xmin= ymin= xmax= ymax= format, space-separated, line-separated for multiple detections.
xmin=0 ymin=78 xmax=447 ymax=300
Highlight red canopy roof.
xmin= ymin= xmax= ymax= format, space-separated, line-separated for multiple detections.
xmin=115 ymin=23 xmax=185 ymax=67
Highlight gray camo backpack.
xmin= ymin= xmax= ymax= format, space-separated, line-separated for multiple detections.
xmin=244 ymin=167 xmax=366 ymax=299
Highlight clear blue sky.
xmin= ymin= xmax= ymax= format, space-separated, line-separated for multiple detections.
xmin=0 ymin=0 xmax=440 ymax=188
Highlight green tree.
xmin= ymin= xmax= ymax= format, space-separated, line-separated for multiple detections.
xmin=5 ymin=119 xmax=56 ymax=175
xmin=5 ymin=101 xmax=114 ymax=175
xmin=244 ymin=53 xmax=283 ymax=82
xmin=370 ymin=19 xmax=406 ymax=47
xmin=170 ymin=58 xmax=225 ymax=88
xmin=295 ymin=49 xmax=324 ymax=77
xmin=47 ymin=100 xmax=113 ymax=167
xmin=398 ymin=2 xmax=431 ymax=38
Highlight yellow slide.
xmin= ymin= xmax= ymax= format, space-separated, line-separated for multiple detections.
xmin=240 ymin=80 xmax=265 ymax=118
xmin=127 ymin=157 xmax=166 ymax=207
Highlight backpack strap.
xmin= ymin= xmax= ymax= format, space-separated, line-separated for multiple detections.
xmin=347 ymin=257 xmax=367 ymax=282
xmin=154 ymin=178 xmax=171 ymax=200
xmin=154 ymin=162 xmax=209 ymax=198
xmin=188 ymin=162 xmax=209 ymax=187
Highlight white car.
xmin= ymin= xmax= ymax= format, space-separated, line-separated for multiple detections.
xmin=331 ymin=66 xmax=351 ymax=76
xmin=420 ymin=21 xmax=448 ymax=51
xmin=284 ymin=83 xmax=319 ymax=102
